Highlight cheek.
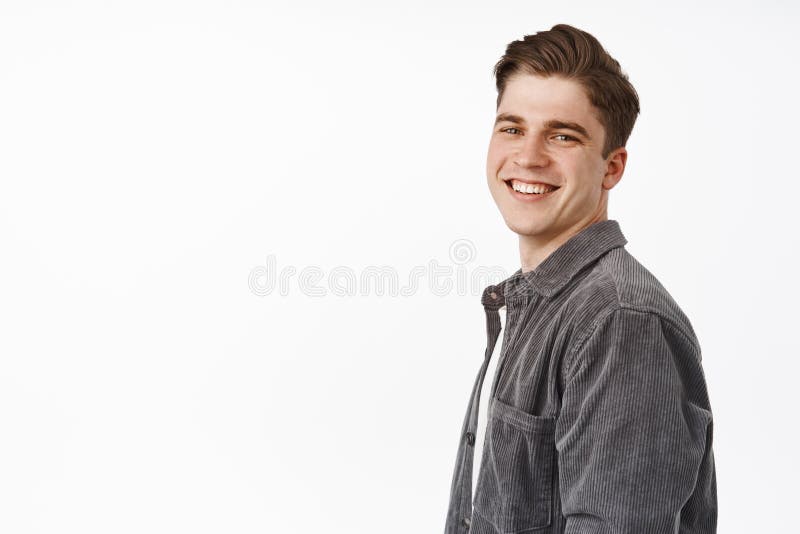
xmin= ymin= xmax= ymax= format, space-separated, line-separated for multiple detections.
xmin=486 ymin=153 xmax=501 ymax=178
xmin=486 ymin=138 xmax=507 ymax=164
xmin=486 ymin=144 xmax=498 ymax=165
xmin=571 ymin=159 xmax=605 ymax=187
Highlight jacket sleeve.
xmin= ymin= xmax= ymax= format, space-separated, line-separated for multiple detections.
xmin=555 ymin=308 xmax=716 ymax=533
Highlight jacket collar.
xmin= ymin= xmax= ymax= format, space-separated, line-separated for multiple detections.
xmin=482 ymin=219 xmax=628 ymax=307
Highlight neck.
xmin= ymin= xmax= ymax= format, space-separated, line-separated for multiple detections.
xmin=518 ymin=213 xmax=608 ymax=274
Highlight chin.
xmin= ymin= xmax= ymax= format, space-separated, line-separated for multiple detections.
xmin=503 ymin=218 xmax=549 ymax=237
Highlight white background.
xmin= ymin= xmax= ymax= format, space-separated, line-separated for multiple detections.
xmin=1 ymin=1 xmax=798 ymax=532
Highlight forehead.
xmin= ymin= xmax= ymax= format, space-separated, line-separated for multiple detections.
xmin=498 ymin=74 xmax=603 ymax=131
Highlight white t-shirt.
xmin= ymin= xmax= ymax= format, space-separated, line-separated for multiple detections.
xmin=472 ymin=307 xmax=505 ymax=495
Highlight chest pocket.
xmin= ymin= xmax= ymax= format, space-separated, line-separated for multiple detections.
xmin=473 ymin=397 xmax=555 ymax=532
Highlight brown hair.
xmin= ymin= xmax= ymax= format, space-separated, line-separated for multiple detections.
xmin=493 ymin=24 xmax=640 ymax=159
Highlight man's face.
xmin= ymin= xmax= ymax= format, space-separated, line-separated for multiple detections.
xmin=486 ymin=73 xmax=625 ymax=244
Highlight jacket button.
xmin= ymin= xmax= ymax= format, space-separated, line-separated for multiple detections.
xmin=465 ymin=431 xmax=475 ymax=445
xmin=461 ymin=516 xmax=471 ymax=527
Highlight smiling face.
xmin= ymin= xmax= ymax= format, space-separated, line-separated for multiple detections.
xmin=486 ymin=73 xmax=627 ymax=252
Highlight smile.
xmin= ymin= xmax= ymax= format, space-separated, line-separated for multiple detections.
xmin=505 ymin=180 xmax=561 ymax=201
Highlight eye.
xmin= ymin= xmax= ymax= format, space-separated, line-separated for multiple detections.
xmin=501 ymin=127 xmax=522 ymax=135
xmin=553 ymin=134 xmax=577 ymax=142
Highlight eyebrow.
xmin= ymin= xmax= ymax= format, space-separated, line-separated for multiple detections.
xmin=494 ymin=113 xmax=592 ymax=140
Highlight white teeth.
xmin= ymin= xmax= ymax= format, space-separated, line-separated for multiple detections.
xmin=510 ymin=179 xmax=557 ymax=194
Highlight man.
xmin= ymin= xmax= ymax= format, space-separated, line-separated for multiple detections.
xmin=444 ymin=24 xmax=716 ymax=533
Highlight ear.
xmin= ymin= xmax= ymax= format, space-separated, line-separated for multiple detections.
xmin=602 ymin=147 xmax=627 ymax=191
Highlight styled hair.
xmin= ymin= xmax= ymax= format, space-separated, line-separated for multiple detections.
xmin=493 ymin=24 xmax=640 ymax=159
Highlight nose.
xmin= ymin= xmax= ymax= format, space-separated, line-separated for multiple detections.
xmin=513 ymin=134 xmax=550 ymax=168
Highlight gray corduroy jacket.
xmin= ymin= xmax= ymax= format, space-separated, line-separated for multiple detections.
xmin=444 ymin=219 xmax=717 ymax=534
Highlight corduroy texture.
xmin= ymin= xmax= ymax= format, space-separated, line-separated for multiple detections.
xmin=444 ymin=219 xmax=717 ymax=534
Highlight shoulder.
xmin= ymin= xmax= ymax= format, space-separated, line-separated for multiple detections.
xmin=560 ymin=247 xmax=702 ymax=374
